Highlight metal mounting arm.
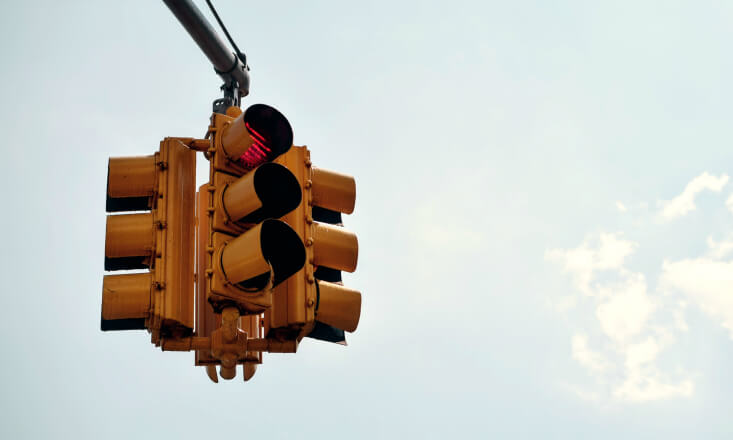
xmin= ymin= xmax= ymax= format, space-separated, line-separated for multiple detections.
xmin=163 ymin=0 xmax=250 ymax=111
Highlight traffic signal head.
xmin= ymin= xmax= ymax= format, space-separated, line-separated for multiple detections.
xmin=265 ymin=146 xmax=362 ymax=344
xmin=102 ymin=139 xmax=196 ymax=338
xmin=204 ymin=104 xmax=306 ymax=315
xmin=102 ymin=102 xmax=362 ymax=381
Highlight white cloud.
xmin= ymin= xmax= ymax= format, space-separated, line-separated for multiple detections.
xmin=705 ymin=236 xmax=733 ymax=259
xmin=613 ymin=370 xmax=694 ymax=402
xmin=545 ymin=245 xmax=595 ymax=295
xmin=545 ymin=233 xmax=637 ymax=295
xmin=624 ymin=337 xmax=661 ymax=369
xmin=659 ymin=172 xmax=728 ymax=220
xmin=595 ymin=274 xmax=654 ymax=342
xmin=673 ymin=302 xmax=689 ymax=332
xmin=548 ymin=232 xmax=692 ymax=403
xmin=596 ymin=233 xmax=637 ymax=270
xmin=549 ymin=171 xmax=733 ymax=404
xmin=660 ymin=258 xmax=733 ymax=339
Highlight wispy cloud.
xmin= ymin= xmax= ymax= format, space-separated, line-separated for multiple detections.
xmin=613 ymin=368 xmax=694 ymax=402
xmin=595 ymin=273 xmax=654 ymax=343
xmin=548 ymin=233 xmax=691 ymax=402
xmin=548 ymin=171 xmax=733 ymax=404
xmin=545 ymin=233 xmax=636 ymax=295
xmin=659 ymin=172 xmax=728 ymax=220
xmin=660 ymin=258 xmax=733 ymax=339
xmin=705 ymin=236 xmax=733 ymax=260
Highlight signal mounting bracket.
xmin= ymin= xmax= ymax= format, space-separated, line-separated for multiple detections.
xmin=213 ymin=78 xmax=241 ymax=115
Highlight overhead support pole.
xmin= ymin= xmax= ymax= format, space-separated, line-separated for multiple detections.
xmin=163 ymin=0 xmax=250 ymax=103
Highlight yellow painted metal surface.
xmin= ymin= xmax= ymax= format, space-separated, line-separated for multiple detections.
xmin=102 ymin=273 xmax=152 ymax=320
xmin=195 ymin=186 xmax=220 ymax=366
xmin=220 ymin=111 xmax=254 ymax=160
xmin=219 ymin=223 xmax=270 ymax=285
xmin=311 ymin=168 xmax=356 ymax=214
xmin=272 ymin=146 xmax=312 ymax=331
xmin=156 ymin=138 xmax=196 ymax=334
xmin=102 ymin=106 xmax=362 ymax=382
xmin=243 ymin=363 xmax=257 ymax=381
xmin=210 ymin=171 xmax=244 ymax=235
xmin=240 ymin=313 xmax=262 ymax=363
xmin=312 ymin=222 xmax=358 ymax=273
xmin=196 ymin=183 xmax=263 ymax=377
xmin=105 ymin=213 xmax=154 ymax=258
xmin=316 ymin=281 xmax=361 ymax=332
xmin=268 ymin=145 xmax=362 ymax=341
xmin=207 ymin=232 xmax=273 ymax=314
xmin=102 ymin=138 xmax=196 ymax=337
xmin=107 ymin=155 xmax=156 ymax=199
xmin=210 ymin=112 xmax=249 ymax=176
xmin=221 ymin=170 xmax=262 ymax=222
xmin=204 ymin=109 xmax=303 ymax=316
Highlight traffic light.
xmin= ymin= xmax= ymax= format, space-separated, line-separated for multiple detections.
xmin=101 ymin=104 xmax=361 ymax=383
xmin=102 ymin=138 xmax=196 ymax=341
xmin=264 ymin=146 xmax=362 ymax=344
xmin=202 ymin=104 xmax=305 ymax=315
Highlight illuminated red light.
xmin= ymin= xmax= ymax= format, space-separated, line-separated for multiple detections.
xmin=239 ymin=122 xmax=273 ymax=170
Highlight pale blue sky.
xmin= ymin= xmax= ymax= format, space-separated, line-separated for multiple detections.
xmin=1 ymin=1 xmax=732 ymax=438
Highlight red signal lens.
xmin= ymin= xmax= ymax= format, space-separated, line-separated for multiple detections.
xmin=238 ymin=122 xmax=273 ymax=170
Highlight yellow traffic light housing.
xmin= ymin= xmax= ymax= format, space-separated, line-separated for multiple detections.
xmin=101 ymin=103 xmax=362 ymax=383
xmin=102 ymin=139 xmax=196 ymax=339
xmin=203 ymin=104 xmax=305 ymax=315
xmin=265 ymin=146 xmax=362 ymax=344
